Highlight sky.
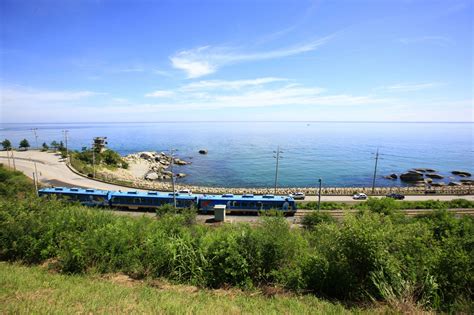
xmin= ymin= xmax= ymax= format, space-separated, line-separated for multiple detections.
xmin=1 ymin=0 xmax=473 ymax=123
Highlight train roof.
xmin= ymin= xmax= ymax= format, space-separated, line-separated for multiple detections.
xmin=110 ymin=190 xmax=198 ymax=200
xmin=200 ymin=194 xmax=294 ymax=202
xmin=39 ymin=187 xmax=110 ymax=195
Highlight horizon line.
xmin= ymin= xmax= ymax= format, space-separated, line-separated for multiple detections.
xmin=1 ymin=120 xmax=473 ymax=124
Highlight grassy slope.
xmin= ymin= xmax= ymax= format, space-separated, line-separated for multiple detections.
xmin=0 ymin=263 xmax=377 ymax=314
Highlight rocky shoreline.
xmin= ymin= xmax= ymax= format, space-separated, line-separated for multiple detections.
xmin=90 ymin=151 xmax=474 ymax=196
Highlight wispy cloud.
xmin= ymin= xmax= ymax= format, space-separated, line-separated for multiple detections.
xmin=397 ymin=36 xmax=454 ymax=46
xmin=1 ymin=86 xmax=104 ymax=103
xmin=142 ymin=77 xmax=386 ymax=111
xmin=170 ymin=35 xmax=334 ymax=78
xmin=182 ymin=77 xmax=286 ymax=91
xmin=382 ymin=82 xmax=443 ymax=92
xmin=145 ymin=90 xmax=175 ymax=98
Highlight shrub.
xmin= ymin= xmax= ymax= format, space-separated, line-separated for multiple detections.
xmin=301 ymin=211 xmax=336 ymax=230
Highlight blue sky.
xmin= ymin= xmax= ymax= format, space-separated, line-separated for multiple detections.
xmin=1 ymin=0 xmax=473 ymax=122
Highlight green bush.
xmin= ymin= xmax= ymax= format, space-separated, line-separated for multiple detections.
xmin=0 ymin=181 xmax=473 ymax=312
xmin=301 ymin=211 xmax=336 ymax=230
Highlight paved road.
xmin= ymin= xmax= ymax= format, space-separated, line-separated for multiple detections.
xmin=2 ymin=150 xmax=473 ymax=202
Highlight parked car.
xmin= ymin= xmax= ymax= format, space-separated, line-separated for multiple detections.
xmin=289 ymin=192 xmax=305 ymax=200
xmin=177 ymin=189 xmax=192 ymax=195
xmin=386 ymin=193 xmax=405 ymax=200
xmin=353 ymin=193 xmax=368 ymax=200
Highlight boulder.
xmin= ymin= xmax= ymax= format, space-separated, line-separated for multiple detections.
xmin=448 ymin=181 xmax=462 ymax=186
xmin=460 ymin=179 xmax=474 ymax=185
xmin=452 ymin=170 xmax=472 ymax=177
xmin=400 ymin=172 xmax=424 ymax=182
xmin=174 ymin=158 xmax=189 ymax=165
xmin=425 ymin=173 xmax=444 ymax=179
xmin=145 ymin=172 xmax=159 ymax=180
xmin=414 ymin=168 xmax=428 ymax=172
xmin=431 ymin=182 xmax=446 ymax=187
xmin=384 ymin=173 xmax=397 ymax=180
xmin=199 ymin=149 xmax=208 ymax=155
xmin=424 ymin=178 xmax=433 ymax=184
xmin=176 ymin=173 xmax=187 ymax=178
xmin=425 ymin=169 xmax=437 ymax=173
xmin=140 ymin=152 xmax=155 ymax=160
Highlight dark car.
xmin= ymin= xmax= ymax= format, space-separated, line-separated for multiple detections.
xmin=386 ymin=193 xmax=405 ymax=200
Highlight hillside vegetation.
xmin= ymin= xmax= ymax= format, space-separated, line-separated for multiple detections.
xmin=0 ymin=164 xmax=472 ymax=313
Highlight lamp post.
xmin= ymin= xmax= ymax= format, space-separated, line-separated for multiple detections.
xmin=318 ymin=178 xmax=322 ymax=211
xmin=273 ymin=146 xmax=284 ymax=195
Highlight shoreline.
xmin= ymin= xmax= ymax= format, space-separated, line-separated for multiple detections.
xmin=3 ymin=150 xmax=473 ymax=196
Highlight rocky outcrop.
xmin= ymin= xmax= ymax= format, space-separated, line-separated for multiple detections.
xmin=400 ymin=172 xmax=424 ymax=183
xmin=384 ymin=173 xmax=398 ymax=179
xmin=425 ymin=173 xmax=444 ymax=179
xmin=145 ymin=172 xmax=159 ymax=180
xmin=199 ymin=149 xmax=208 ymax=155
xmin=452 ymin=170 xmax=472 ymax=177
xmin=125 ymin=151 xmax=191 ymax=182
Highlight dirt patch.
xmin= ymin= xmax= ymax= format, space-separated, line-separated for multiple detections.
xmin=40 ymin=258 xmax=60 ymax=273
xmin=148 ymin=279 xmax=199 ymax=293
xmin=102 ymin=273 xmax=142 ymax=287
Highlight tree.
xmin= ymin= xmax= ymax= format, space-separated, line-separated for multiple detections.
xmin=50 ymin=141 xmax=59 ymax=150
xmin=19 ymin=139 xmax=30 ymax=150
xmin=1 ymin=139 xmax=12 ymax=151
xmin=41 ymin=142 xmax=49 ymax=151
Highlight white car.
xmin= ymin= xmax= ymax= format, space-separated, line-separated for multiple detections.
xmin=290 ymin=192 xmax=305 ymax=200
xmin=177 ymin=189 xmax=192 ymax=195
xmin=353 ymin=193 xmax=368 ymax=200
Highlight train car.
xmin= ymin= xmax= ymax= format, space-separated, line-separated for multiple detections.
xmin=197 ymin=193 xmax=297 ymax=215
xmin=109 ymin=190 xmax=198 ymax=210
xmin=38 ymin=187 xmax=110 ymax=207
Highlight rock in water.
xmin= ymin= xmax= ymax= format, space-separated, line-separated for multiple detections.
xmin=199 ymin=149 xmax=208 ymax=155
xmin=452 ymin=170 xmax=472 ymax=177
xmin=448 ymin=181 xmax=462 ymax=186
xmin=425 ymin=173 xmax=444 ymax=179
xmin=400 ymin=172 xmax=424 ymax=182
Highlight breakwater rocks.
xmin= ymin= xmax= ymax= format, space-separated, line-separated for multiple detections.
xmin=124 ymin=151 xmax=190 ymax=181
xmin=385 ymin=168 xmax=472 ymax=187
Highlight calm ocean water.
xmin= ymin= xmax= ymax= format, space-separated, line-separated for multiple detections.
xmin=1 ymin=122 xmax=473 ymax=188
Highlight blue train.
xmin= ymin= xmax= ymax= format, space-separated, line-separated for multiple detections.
xmin=38 ymin=187 xmax=297 ymax=215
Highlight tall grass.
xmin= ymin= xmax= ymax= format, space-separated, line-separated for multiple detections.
xmin=0 ymin=165 xmax=472 ymax=312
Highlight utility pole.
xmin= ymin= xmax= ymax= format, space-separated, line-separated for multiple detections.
xmin=273 ymin=146 xmax=284 ymax=195
xmin=31 ymin=128 xmax=39 ymax=150
xmin=63 ymin=130 xmax=69 ymax=164
xmin=371 ymin=148 xmax=379 ymax=194
xmin=6 ymin=149 xmax=11 ymax=168
xmin=169 ymin=149 xmax=177 ymax=209
xmin=92 ymin=141 xmax=96 ymax=178
xmin=33 ymin=172 xmax=38 ymax=193
xmin=11 ymin=149 xmax=16 ymax=171
xmin=318 ymin=178 xmax=322 ymax=211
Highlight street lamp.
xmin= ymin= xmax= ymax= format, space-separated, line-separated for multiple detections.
xmin=273 ymin=146 xmax=284 ymax=195
xmin=318 ymin=178 xmax=322 ymax=211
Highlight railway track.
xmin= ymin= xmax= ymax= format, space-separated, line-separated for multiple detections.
xmin=294 ymin=208 xmax=474 ymax=219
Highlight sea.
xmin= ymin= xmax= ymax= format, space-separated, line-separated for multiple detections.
xmin=1 ymin=122 xmax=473 ymax=188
